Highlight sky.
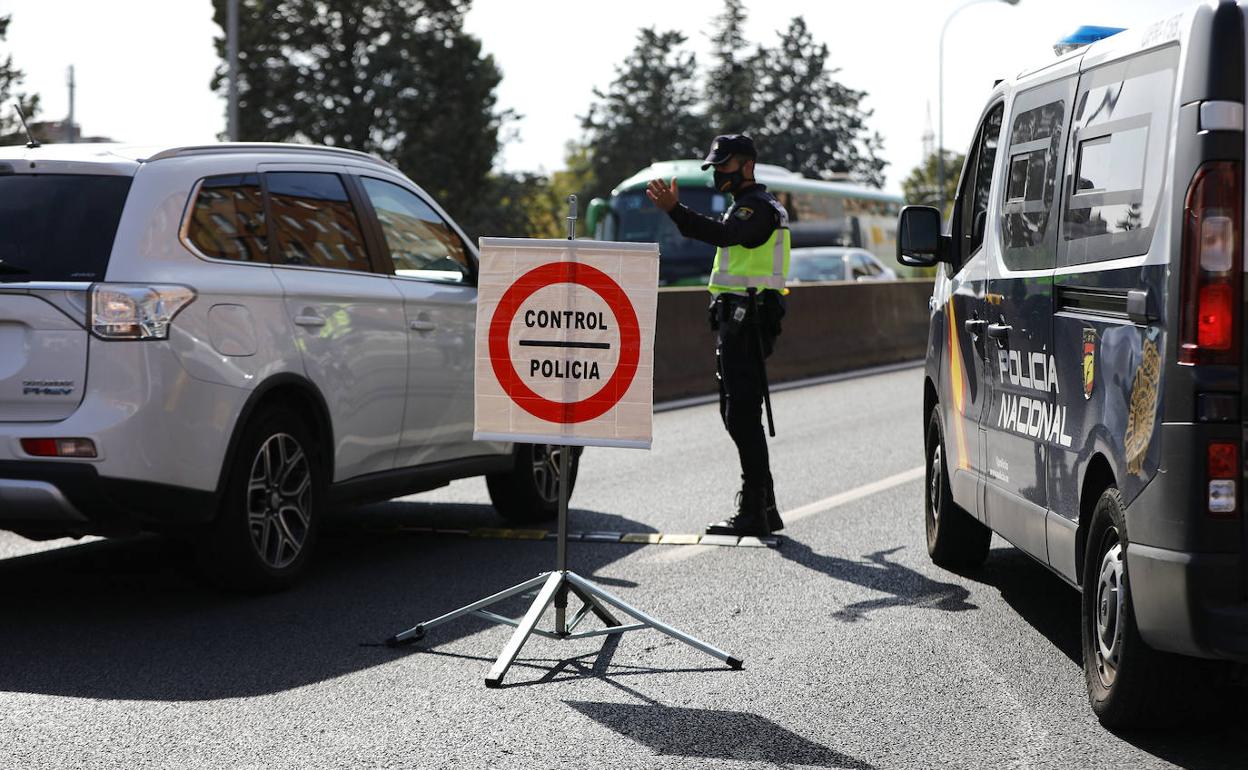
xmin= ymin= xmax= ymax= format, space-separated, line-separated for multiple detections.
xmin=0 ymin=0 xmax=1200 ymax=193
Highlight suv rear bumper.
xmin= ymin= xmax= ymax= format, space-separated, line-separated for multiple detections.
xmin=1129 ymin=542 xmax=1248 ymax=662
xmin=0 ymin=460 xmax=218 ymax=539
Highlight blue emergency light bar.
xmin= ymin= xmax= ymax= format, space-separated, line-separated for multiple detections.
xmin=1054 ymin=25 xmax=1126 ymax=55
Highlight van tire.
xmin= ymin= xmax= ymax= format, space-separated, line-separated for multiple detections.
xmin=487 ymin=444 xmax=580 ymax=524
xmin=197 ymin=407 xmax=324 ymax=592
xmin=1078 ymin=487 xmax=1234 ymax=728
xmin=925 ymin=408 xmax=991 ymax=569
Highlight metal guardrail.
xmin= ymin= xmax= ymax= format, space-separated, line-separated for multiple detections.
xmin=653 ymin=279 xmax=934 ymax=402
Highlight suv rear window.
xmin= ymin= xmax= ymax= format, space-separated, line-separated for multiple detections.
xmin=0 ymin=174 xmax=132 ymax=283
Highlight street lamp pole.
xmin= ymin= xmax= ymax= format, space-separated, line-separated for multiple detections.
xmin=938 ymin=0 xmax=1019 ymax=211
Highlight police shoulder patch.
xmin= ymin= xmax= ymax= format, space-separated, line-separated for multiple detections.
xmin=733 ymin=206 xmax=755 ymax=221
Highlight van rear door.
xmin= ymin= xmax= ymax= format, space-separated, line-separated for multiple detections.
xmin=0 ymin=173 xmax=132 ymax=423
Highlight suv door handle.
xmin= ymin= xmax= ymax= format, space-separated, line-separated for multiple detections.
xmin=964 ymin=319 xmax=987 ymax=335
xmin=986 ymin=323 xmax=1012 ymax=340
xmin=409 ymin=320 xmax=437 ymax=332
xmin=294 ymin=314 xmax=326 ymax=328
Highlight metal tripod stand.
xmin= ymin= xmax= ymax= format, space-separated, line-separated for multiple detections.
xmin=385 ymin=196 xmax=743 ymax=688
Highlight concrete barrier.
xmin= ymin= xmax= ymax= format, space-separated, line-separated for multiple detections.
xmin=653 ymin=279 xmax=933 ymax=402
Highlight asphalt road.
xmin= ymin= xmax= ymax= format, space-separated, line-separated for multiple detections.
xmin=0 ymin=365 xmax=1244 ymax=769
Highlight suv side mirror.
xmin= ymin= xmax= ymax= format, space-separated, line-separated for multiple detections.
xmin=897 ymin=205 xmax=947 ymax=267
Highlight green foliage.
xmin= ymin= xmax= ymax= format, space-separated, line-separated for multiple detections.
xmin=578 ymin=28 xmax=705 ymax=203
xmin=576 ymin=2 xmax=888 ymax=201
xmin=209 ymin=0 xmax=508 ymax=240
xmin=0 ymin=15 xmax=42 ymax=145
xmin=755 ymin=18 xmax=886 ymax=187
xmin=901 ymin=149 xmax=965 ymax=211
xmin=704 ymin=0 xmax=761 ymax=134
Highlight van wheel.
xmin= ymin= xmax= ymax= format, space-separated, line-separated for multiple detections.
xmin=487 ymin=444 xmax=580 ymax=524
xmin=1080 ymin=487 xmax=1217 ymax=728
xmin=925 ymin=408 xmax=990 ymax=569
xmin=199 ymin=408 xmax=323 ymax=591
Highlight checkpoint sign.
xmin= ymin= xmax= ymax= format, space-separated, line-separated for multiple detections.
xmin=474 ymin=238 xmax=659 ymax=449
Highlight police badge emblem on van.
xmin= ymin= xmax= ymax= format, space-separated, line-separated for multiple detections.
xmin=1082 ymin=328 xmax=1096 ymax=400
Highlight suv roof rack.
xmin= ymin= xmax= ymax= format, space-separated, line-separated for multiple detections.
xmin=142 ymin=142 xmax=397 ymax=170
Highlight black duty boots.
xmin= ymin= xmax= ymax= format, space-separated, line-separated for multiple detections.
xmin=706 ymin=487 xmax=771 ymax=538
xmin=765 ymin=484 xmax=784 ymax=533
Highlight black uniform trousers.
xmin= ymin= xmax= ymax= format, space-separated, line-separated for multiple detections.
xmin=713 ymin=293 xmax=780 ymax=496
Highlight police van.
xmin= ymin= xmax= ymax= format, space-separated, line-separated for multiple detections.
xmin=899 ymin=2 xmax=1248 ymax=726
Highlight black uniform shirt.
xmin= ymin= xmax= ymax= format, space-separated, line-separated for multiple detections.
xmin=666 ymin=183 xmax=781 ymax=250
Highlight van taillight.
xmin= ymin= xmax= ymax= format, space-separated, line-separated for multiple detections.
xmin=1179 ymin=162 xmax=1243 ymax=365
xmin=1208 ymin=441 xmax=1238 ymax=516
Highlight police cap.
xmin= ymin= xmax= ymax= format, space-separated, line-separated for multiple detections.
xmin=700 ymin=134 xmax=756 ymax=170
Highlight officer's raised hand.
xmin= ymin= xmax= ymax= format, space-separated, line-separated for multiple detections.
xmin=646 ymin=177 xmax=679 ymax=212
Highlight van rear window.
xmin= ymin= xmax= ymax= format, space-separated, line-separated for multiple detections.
xmin=0 ymin=174 xmax=132 ymax=283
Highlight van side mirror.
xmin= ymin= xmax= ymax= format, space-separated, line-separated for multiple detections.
xmin=897 ymin=205 xmax=947 ymax=267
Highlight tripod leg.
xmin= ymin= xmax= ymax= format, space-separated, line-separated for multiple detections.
xmin=485 ymin=571 xmax=564 ymax=687
xmin=567 ymin=582 xmax=621 ymax=628
xmin=564 ymin=573 xmax=743 ymax=669
xmin=387 ymin=573 xmax=550 ymax=646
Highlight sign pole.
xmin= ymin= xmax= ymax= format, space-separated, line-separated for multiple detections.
xmin=553 ymin=195 xmax=577 ymax=636
xmin=385 ymin=199 xmax=743 ymax=687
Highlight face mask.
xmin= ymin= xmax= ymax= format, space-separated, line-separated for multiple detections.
xmin=713 ymin=168 xmax=746 ymax=193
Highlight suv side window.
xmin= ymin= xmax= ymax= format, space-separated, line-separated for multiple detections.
xmin=953 ymin=102 xmax=1005 ymax=265
xmin=1061 ymin=45 xmax=1179 ymax=264
xmin=184 ymin=174 xmax=268 ymax=262
xmin=360 ymin=177 xmax=471 ymax=283
xmin=1001 ymin=78 xmax=1076 ymax=270
xmin=265 ymin=172 xmax=371 ymax=272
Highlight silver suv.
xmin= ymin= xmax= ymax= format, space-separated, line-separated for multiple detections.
xmin=0 ymin=142 xmax=575 ymax=589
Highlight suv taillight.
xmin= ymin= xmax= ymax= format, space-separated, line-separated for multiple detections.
xmin=1179 ymin=161 xmax=1242 ymax=366
xmin=89 ymin=284 xmax=196 ymax=341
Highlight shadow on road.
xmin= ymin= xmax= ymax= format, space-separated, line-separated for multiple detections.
xmin=545 ymin=638 xmax=873 ymax=769
xmin=778 ymin=540 xmax=977 ymax=622
xmin=964 ymin=545 xmax=1248 ymax=767
xmin=0 ymin=500 xmax=652 ymax=702
xmin=957 ymin=546 xmax=1082 ymax=664
xmin=564 ymin=700 xmax=873 ymax=769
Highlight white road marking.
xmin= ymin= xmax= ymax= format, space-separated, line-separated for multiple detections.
xmin=783 ymin=465 xmax=925 ymax=524
xmin=648 ymin=465 xmax=925 ymax=564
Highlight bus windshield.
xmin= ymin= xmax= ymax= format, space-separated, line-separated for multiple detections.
xmin=607 ymin=188 xmax=729 ymax=285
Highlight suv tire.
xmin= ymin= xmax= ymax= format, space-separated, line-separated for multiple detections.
xmin=925 ymin=408 xmax=991 ymax=569
xmin=487 ymin=444 xmax=580 ymax=524
xmin=198 ymin=407 xmax=324 ymax=592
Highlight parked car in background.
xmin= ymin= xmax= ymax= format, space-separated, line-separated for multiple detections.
xmin=788 ymin=246 xmax=898 ymax=283
xmin=0 ymin=142 xmax=574 ymax=591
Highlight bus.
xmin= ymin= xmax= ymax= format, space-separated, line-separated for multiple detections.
xmin=585 ymin=159 xmax=905 ymax=285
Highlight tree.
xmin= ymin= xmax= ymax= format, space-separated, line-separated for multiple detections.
xmin=902 ymin=149 xmax=965 ymax=210
xmin=704 ymin=0 xmax=760 ymax=134
xmin=754 ymin=17 xmax=886 ymax=186
xmin=209 ymin=0 xmax=509 ymax=240
xmin=0 ymin=15 xmax=42 ymax=145
xmin=578 ymin=28 xmax=705 ymax=203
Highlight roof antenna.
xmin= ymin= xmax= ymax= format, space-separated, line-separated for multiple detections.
xmin=12 ymin=102 xmax=40 ymax=149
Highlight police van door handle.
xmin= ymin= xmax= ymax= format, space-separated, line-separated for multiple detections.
xmin=409 ymin=319 xmax=437 ymax=332
xmin=294 ymin=313 xmax=326 ymax=328
xmin=986 ymin=323 xmax=1012 ymax=340
xmin=964 ymin=318 xmax=987 ymax=336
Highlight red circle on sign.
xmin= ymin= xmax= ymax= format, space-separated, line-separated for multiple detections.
xmin=489 ymin=262 xmax=641 ymax=424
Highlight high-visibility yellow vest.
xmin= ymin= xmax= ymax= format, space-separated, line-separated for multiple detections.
xmin=708 ymin=198 xmax=790 ymax=295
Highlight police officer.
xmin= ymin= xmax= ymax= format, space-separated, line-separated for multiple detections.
xmin=646 ymin=134 xmax=789 ymax=538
